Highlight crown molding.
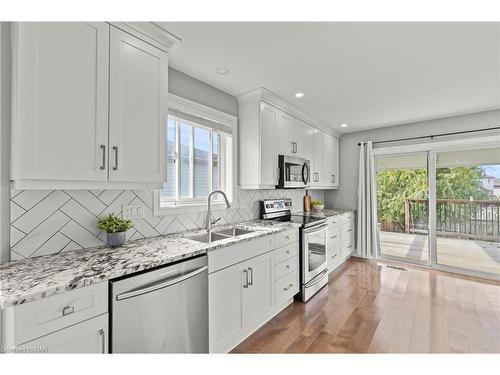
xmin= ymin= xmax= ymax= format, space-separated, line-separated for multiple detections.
xmin=237 ymin=87 xmax=340 ymax=138
xmin=109 ymin=22 xmax=181 ymax=52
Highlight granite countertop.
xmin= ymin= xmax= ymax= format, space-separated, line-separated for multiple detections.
xmin=297 ymin=208 xmax=355 ymax=219
xmin=0 ymin=220 xmax=300 ymax=309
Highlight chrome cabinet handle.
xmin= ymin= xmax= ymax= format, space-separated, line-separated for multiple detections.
xmin=347 ymin=229 xmax=352 ymax=232
xmin=99 ymin=329 xmax=105 ymax=354
xmin=285 ymin=250 xmax=291 ymax=254
xmin=284 ymin=283 xmax=294 ymax=291
xmin=347 ymin=245 xmax=352 ymax=249
xmin=331 ymin=254 xmax=337 ymax=258
xmin=285 ymin=265 xmax=291 ymax=269
xmin=248 ymin=267 xmax=253 ymax=286
xmin=99 ymin=145 xmax=106 ymax=170
xmin=331 ymin=174 xmax=335 ymax=183
xmin=243 ymin=269 xmax=248 ymax=288
xmin=112 ymin=146 xmax=118 ymax=171
xmin=62 ymin=306 xmax=74 ymax=316
xmin=285 ymin=235 xmax=291 ymax=239
xmin=330 ymin=235 xmax=337 ymax=239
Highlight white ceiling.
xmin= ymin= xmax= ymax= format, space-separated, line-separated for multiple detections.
xmin=159 ymin=22 xmax=500 ymax=133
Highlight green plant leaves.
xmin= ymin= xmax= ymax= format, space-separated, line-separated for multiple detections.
xmin=97 ymin=214 xmax=134 ymax=233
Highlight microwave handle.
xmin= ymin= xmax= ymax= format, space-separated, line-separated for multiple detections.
xmin=302 ymin=163 xmax=310 ymax=184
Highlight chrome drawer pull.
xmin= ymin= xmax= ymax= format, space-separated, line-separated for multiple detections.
xmin=243 ymin=269 xmax=248 ymax=288
xmin=347 ymin=245 xmax=352 ymax=248
xmin=99 ymin=329 xmax=105 ymax=354
xmin=62 ymin=306 xmax=75 ymax=316
xmin=284 ymin=283 xmax=294 ymax=291
xmin=285 ymin=250 xmax=291 ymax=254
xmin=248 ymin=267 xmax=253 ymax=286
xmin=347 ymin=229 xmax=352 ymax=232
xmin=285 ymin=265 xmax=290 ymax=269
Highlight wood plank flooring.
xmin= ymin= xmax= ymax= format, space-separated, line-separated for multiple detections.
xmin=231 ymin=258 xmax=500 ymax=353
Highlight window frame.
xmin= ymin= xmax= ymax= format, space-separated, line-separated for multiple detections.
xmin=154 ymin=94 xmax=238 ymax=216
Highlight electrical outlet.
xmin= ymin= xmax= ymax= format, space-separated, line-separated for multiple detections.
xmin=123 ymin=205 xmax=145 ymax=219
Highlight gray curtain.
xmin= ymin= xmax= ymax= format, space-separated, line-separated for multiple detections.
xmin=356 ymin=141 xmax=379 ymax=258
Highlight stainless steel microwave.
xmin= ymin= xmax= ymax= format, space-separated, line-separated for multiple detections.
xmin=277 ymin=155 xmax=310 ymax=189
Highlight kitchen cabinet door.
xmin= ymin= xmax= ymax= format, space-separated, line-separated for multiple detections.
xmin=276 ymin=111 xmax=296 ymax=156
xmin=331 ymin=136 xmax=339 ymax=187
xmin=108 ymin=26 xmax=168 ymax=185
xmin=311 ymin=129 xmax=324 ymax=186
xmin=242 ymin=252 xmax=274 ymax=328
xmin=209 ymin=264 xmax=244 ymax=352
xmin=323 ymin=133 xmax=339 ymax=187
xmin=21 ymin=314 xmax=108 ymax=353
xmin=260 ymin=102 xmax=278 ymax=186
xmin=301 ymin=122 xmax=314 ymax=164
xmin=12 ymin=22 xmax=110 ymax=183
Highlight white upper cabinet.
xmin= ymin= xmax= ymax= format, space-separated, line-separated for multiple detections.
xmin=301 ymin=121 xmax=315 ymax=164
xmin=238 ymin=88 xmax=340 ymax=190
xmin=11 ymin=22 xmax=110 ymax=184
xmin=311 ymin=128 xmax=324 ymax=187
xmin=108 ymin=27 xmax=167 ymax=184
xmin=259 ymin=102 xmax=278 ymax=187
xmin=11 ymin=22 xmax=175 ymax=189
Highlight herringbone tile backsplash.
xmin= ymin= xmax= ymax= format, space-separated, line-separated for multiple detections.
xmin=10 ymin=188 xmax=324 ymax=260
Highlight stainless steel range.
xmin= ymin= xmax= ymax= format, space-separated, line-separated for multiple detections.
xmin=260 ymin=198 xmax=328 ymax=302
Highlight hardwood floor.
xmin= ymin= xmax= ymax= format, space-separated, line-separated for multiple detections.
xmin=231 ymin=258 xmax=500 ymax=353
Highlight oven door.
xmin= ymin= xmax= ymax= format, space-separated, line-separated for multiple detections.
xmin=277 ymin=155 xmax=310 ymax=188
xmin=302 ymin=223 xmax=328 ymax=283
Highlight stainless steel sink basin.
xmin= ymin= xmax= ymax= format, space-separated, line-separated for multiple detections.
xmin=188 ymin=232 xmax=229 ymax=243
xmin=214 ymin=227 xmax=254 ymax=237
xmin=188 ymin=227 xmax=255 ymax=243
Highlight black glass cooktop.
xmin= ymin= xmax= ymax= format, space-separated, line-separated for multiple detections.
xmin=272 ymin=214 xmax=326 ymax=228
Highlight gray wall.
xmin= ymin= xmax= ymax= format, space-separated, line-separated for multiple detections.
xmin=0 ymin=23 xmax=11 ymax=263
xmin=325 ymin=109 xmax=500 ymax=211
xmin=168 ymin=67 xmax=238 ymax=116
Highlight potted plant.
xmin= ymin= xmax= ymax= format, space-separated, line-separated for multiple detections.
xmin=311 ymin=199 xmax=324 ymax=212
xmin=98 ymin=214 xmax=133 ymax=247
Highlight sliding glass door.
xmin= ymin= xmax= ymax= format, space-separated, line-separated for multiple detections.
xmin=433 ymin=147 xmax=500 ymax=277
xmin=374 ymin=143 xmax=500 ymax=279
xmin=375 ymin=152 xmax=430 ymax=265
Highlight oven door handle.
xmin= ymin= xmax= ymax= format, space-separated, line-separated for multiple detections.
xmin=304 ymin=269 xmax=328 ymax=288
xmin=304 ymin=223 xmax=328 ymax=234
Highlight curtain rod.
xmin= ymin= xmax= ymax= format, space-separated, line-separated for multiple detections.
xmin=357 ymin=126 xmax=500 ymax=146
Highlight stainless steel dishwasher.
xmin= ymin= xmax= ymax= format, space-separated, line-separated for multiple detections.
xmin=110 ymin=255 xmax=208 ymax=353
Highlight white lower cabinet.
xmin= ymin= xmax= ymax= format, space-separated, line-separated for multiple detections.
xmin=327 ymin=213 xmax=355 ymax=273
xmin=20 ymin=314 xmax=108 ymax=354
xmin=209 ymin=229 xmax=299 ymax=353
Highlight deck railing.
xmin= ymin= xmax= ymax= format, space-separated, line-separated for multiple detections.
xmin=404 ymin=198 xmax=500 ymax=242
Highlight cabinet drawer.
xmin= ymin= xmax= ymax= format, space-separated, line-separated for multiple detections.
xmin=274 ymin=229 xmax=299 ymax=248
xmin=341 ymin=239 xmax=355 ymax=259
xmin=327 ymin=215 xmax=342 ymax=227
xmin=19 ymin=313 xmax=108 ymax=353
xmin=274 ymin=241 xmax=299 ymax=264
xmin=342 ymin=212 xmax=355 ymax=224
xmin=11 ymin=282 xmax=108 ymax=345
xmin=327 ymin=244 xmax=341 ymax=272
xmin=275 ymin=256 xmax=298 ymax=280
xmin=328 ymin=226 xmax=341 ymax=244
xmin=209 ymin=235 xmax=273 ymax=273
xmin=341 ymin=222 xmax=355 ymax=241
xmin=275 ymin=270 xmax=299 ymax=305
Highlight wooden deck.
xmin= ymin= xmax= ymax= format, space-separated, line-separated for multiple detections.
xmin=380 ymin=231 xmax=500 ymax=275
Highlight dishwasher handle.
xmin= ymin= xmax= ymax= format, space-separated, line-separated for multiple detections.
xmin=115 ymin=265 xmax=208 ymax=301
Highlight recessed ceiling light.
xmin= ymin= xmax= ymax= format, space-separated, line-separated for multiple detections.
xmin=215 ymin=67 xmax=229 ymax=75
xmin=295 ymin=92 xmax=304 ymax=98
xmin=341 ymin=123 xmax=348 ymax=128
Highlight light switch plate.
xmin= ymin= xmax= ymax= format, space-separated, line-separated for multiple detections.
xmin=123 ymin=204 xmax=145 ymax=219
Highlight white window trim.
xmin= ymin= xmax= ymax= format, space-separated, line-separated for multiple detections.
xmin=154 ymin=94 xmax=238 ymax=216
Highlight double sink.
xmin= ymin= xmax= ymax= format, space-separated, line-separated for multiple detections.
xmin=188 ymin=226 xmax=255 ymax=243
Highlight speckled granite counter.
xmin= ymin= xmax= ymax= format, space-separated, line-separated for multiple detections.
xmin=298 ymin=208 xmax=355 ymax=219
xmin=0 ymin=220 xmax=300 ymax=309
